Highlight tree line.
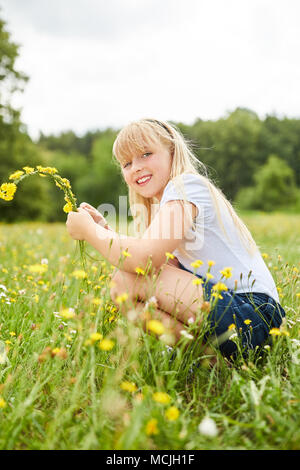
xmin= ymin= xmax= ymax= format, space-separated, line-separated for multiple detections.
xmin=0 ymin=13 xmax=299 ymax=222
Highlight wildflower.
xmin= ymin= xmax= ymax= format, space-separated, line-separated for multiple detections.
xmin=165 ymin=252 xmax=174 ymax=260
xmin=122 ymin=250 xmax=132 ymax=258
xmin=206 ymin=273 xmax=214 ymax=280
xmin=145 ymin=418 xmax=159 ymax=436
xmin=269 ymin=328 xmax=281 ymax=336
xmin=212 ymin=282 xmax=228 ymax=293
xmin=207 ymin=260 xmax=216 ymax=267
xmin=0 ymin=182 xmax=17 ymax=201
xmin=220 ymin=267 xmax=233 ymax=279
xmin=92 ymin=298 xmax=102 ymax=306
xmin=51 ymin=347 xmax=67 ymax=359
xmin=98 ymin=338 xmax=114 ymax=351
xmin=0 ymin=397 xmax=6 ymax=409
xmin=9 ymin=170 xmax=24 ymax=180
xmin=60 ymin=308 xmax=76 ymax=319
xmin=152 ymin=392 xmax=171 ymax=404
xmin=115 ymin=292 xmax=129 ymax=304
xmin=244 ymin=319 xmax=252 ymax=325
xmin=135 ymin=267 xmax=145 ymax=275
xmin=28 ymin=264 xmax=48 ymax=275
xmin=36 ymin=165 xmax=58 ymax=175
xmin=198 ymin=416 xmax=218 ymax=437
xmin=191 ymin=260 xmax=203 ymax=269
xmin=147 ymin=320 xmax=165 ymax=336
xmin=71 ymin=270 xmax=87 ymax=279
xmin=180 ymin=330 xmax=194 ymax=340
xmin=9 ymin=331 xmax=16 ymax=337
xmin=228 ymin=323 xmax=236 ymax=331
xmin=144 ymin=296 xmax=158 ymax=309
xmin=120 ymin=381 xmax=138 ymax=393
xmin=90 ymin=332 xmax=103 ymax=343
xmin=262 ymin=253 xmax=269 ymax=260
xmin=165 ymin=406 xmax=180 ymax=421
xmin=23 ymin=166 xmax=35 ymax=174
xmin=192 ymin=278 xmax=203 ymax=286
xmin=63 ymin=202 xmax=73 ymax=213
xmin=296 ymin=293 xmax=300 ymax=299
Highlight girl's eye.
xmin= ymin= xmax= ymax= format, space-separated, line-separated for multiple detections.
xmin=142 ymin=152 xmax=151 ymax=158
xmin=123 ymin=161 xmax=131 ymax=169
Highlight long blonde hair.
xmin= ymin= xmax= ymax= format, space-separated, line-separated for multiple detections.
xmin=112 ymin=118 xmax=258 ymax=257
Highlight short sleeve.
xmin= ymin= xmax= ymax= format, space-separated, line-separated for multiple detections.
xmin=160 ymin=173 xmax=210 ymax=251
xmin=160 ymin=173 xmax=211 ymax=219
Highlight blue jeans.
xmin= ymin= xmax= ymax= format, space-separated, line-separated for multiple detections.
xmin=178 ymin=261 xmax=286 ymax=358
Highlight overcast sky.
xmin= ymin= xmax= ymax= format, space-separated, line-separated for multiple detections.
xmin=1 ymin=0 xmax=300 ymax=140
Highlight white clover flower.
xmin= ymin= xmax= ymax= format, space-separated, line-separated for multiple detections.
xmin=0 ymin=284 xmax=7 ymax=291
xmin=187 ymin=317 xmax=195 ymax=324
xmin=180 ymin=330 xmax=194 ymax=340
xmin=41 ymin=258 xmax=48 ymax=265
xmin=198 ymin=416 xmax=218 ymax=437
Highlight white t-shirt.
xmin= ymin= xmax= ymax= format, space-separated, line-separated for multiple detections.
xmin=160 ymin=173 xmax=279 ymax=302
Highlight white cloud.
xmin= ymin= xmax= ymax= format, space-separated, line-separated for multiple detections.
xmin=1 ymin=0 xmax=300 ymax=139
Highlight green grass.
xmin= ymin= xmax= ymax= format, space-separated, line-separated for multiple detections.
xmin=0 ymin=212 xmax=299 ymax=450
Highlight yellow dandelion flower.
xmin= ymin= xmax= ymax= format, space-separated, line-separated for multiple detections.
xmin=120 ymin=381 xmax=138 ymax=393
xmin=296 ymin=293 xmax=300 ymax=299
xmin=9 ymin=331 xmax=16 ymax=337
xmin=115 ymin=292 xmax=129 ymax=304
xmin=0 ymin=397 xmax=7 ymax=408
xmin=60 ymin=308 xmax=76 ymax=319
xmin=192 ymin=278 xmax=203 ymax=286
xmin=90 ymin=332 xmax=103 ymax=343
xmin=220 ymin=267 xmax=233 ymax=279
xmin=0 ymin=182 xmax=17 ymax=201
xmin=146 ymin=418 xmax=159 ymax=436
xmin=152 ymin=392 xmax=171 ymax=404
xmin=212 ymin=282 xmax=228 ymax=293
xmin=92 ymin=298 xmax=102 ymax=305
xmin=165 ymin=406 xmax=180 ymax=421
xmin=207 ymin=260 xmax=216 ymax=267
xmin=244 ymin=319 xmax=252 ymax=325
xmin=165 ymin=252 xmax=175 ymax=260
xmin=135 ymin=267 xmax=145 ymax=275
xmin=228 ymin=323 xmax=236 ymax=331
xmin=28 ymin=264 xmax=48 ymax=275
xmin=36 ymin=165 xmax=58 ymax=175
xmin=262 ymin=253 xmax=269 ymax=260
xmin=147 ymin=320 xmax=165 ymax=336
xmin=122 ymin=250 xmax=132 ymax=258
xmin=23 ymin=166 xmax=35 ymax=174
xmin=63 ymin=202 xmax=73 ymax=213
xmin=9 ymin=170 xmax=24 ymax=180
xmin=269 ymin=328 xmax=281 ymax=336
xmin=190 ymin=260 xmax=203 ymax=269
xmin=71 ymin=270 xmax=87 ymax=279
xmin=206 ymin=273 xmax=214 ymax=280
xmin=98 ymin=338 xmax=114 ymax=351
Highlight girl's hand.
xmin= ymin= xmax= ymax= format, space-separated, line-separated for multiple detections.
xmin=79 ymin=202 xmax=110 ymax=229
xmin=66 ymin=207 xmax=95 ymax=240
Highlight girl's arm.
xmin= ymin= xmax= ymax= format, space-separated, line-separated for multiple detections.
xmin=66 ymin=201 xmax=196 ymax=273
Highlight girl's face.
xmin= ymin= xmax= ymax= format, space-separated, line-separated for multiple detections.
xmin=120 ymin=141 xmax=172 ymax=201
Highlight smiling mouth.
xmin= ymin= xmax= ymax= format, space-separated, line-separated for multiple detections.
xmin=136 ymin=175 xmax=152 ymax=185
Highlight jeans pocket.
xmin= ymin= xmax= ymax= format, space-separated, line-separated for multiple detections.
xmin=241 ymin=323 xmax=269 ymax=350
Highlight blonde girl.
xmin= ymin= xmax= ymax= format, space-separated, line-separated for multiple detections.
xmin=66 ymin=118 xmax=285 ymax=358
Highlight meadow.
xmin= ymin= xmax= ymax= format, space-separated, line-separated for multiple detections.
xmin=0 ymin=212 xmax=299 ymax=450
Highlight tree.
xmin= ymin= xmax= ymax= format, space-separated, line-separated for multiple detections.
xmin=235 ymin=155 xmax=299 ymax=211
xmin=0 ymin=12 xmax=49 ymax=222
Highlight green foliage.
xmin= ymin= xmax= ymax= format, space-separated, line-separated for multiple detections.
xmin=0 ymin=216 xmax=299 ymax=449
xmin=0 ymin=14 xmax=49 ymax=222
xmin=236 ymin=155 xmax=299 ymax=212
xmin=75 ymin=132 xmax=127 ymax=210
